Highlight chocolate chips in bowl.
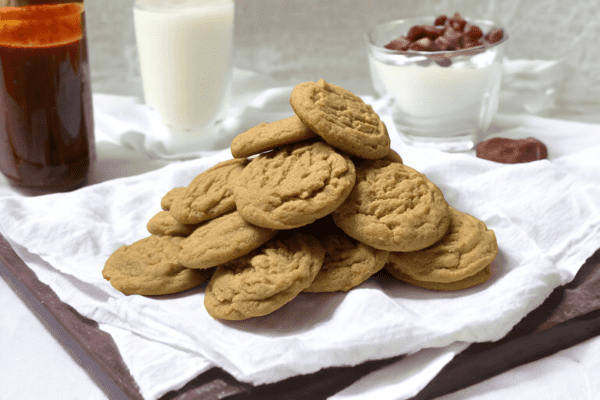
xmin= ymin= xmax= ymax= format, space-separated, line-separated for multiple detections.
xmin=365 ymin=13 xmax=508 ymax=152
xmin=383 ymin=12 xmax=506 ymax=67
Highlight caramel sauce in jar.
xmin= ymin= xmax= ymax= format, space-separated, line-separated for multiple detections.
xmin=0 ymin=2 xmax=95 ymax=194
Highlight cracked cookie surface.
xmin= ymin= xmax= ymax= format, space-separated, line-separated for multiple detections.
xmin=301 ymin=217 xmax=389 ymax=292
xmin=233 ymin=141 xmax=356 ymax=230
xmin=178 ymin=211 xmax=278 ymax=270
xmin=290 ymin=79 xmax=390 ymax=160
xmin=385 ymin=207 xmax=498 ymax=283
xmin=147 ymin=210 xmax=198 ymax=237
xmin=333 ymin=160 xmax=450 ymax=252
xmin=231 ymin=115 xmax=317 ymax=158
xmin=161 ymin=187 xmax=185 ymax=211
xmin=204 ymin=231 xmax=325 ymax=320
xmin=102 ymin=235 xmax=211 ymax=295
xmin=170 ymin=158 xmax=248 ymax=224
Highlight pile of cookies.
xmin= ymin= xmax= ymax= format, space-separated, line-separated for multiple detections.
xmin=102 ymin=79 xmax=498 ymax=321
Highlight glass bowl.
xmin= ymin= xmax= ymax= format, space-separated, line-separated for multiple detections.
xmin=365 ymin=16 xmax=508 ymax=152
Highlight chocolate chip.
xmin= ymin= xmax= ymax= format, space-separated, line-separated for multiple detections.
xmin=449 ymin=12 xmax=467 ymax=31
xmin=461 ymin=36 xmax=479 ymax=49
xmin=462 ymin=40 xmax=482 ymax=49
xmin=443 ymin=26 xmax=463 ymax=49
xmin=434 ymin=15 xmax=447 ymax=26
xmin=435 ymin=58 xmax=452 ymax=67
xmin=422 ymin=25 xmax=444 ymax=40
xmin=432 ymin=36 xmax=451 ymax=51
xmin=382 ymin=13 xmax=505 ymax=53
xmin=464 ymin=24 xmax=483 ymax=41
xmin=410 ymin=37 xmax=433 ymax=51
xmin=406 ymin=25 xmax=428 ymax=41
xmin=486 ymin=28 xmax=504 ymax=43
xmin=384 ymin=37 xmax=411 ymax=51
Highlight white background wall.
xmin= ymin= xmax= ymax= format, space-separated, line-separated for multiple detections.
xmin=85 ymin=0 xmax=600 ymax=105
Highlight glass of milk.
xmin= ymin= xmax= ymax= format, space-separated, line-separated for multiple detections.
xmin=366 ymin=17 xmax=508 ymax=152
xmin=133 ymin=0 xmax=234 ymax=152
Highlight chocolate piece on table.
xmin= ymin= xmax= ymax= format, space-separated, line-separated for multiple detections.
xmin=476 ymin=137 xmax=548 ymax=164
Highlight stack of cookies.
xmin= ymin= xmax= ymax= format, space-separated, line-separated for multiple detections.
xmin=102 ymin=79 xmax=498 ymax=321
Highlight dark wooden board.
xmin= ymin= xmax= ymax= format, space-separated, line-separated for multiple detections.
xmin=2 ymin=233 xmax=600 ymax=400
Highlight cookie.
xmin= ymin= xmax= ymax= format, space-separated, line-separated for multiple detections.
xmin=351 ymin=147 xmax=403 ymax=169
xmin=301 ymin=218 xmax=389 ymax=292
xmin=333 ymin=160 xmax=450 ymax=252
xmin=385 ymin=264 xmax=492 ymax=291
xmin=147 ymin=210 xmax=198 ymax=237
xmin=231 ymin=115 xmax=318 ymax=158
xmin=204 ymin=231 xmax=325 ymax=320
xmin=102 ymin=235 xmax=211 ymax=296
xmin=382 ymin=148 xmax=403 ymax=164
xmin=161 ymin=187 xmax=185 ymax=211
xmin=170 ymin=158 xmax=248 ymax=224
xmin=290 ymin=79 xmax=390 ymax=160
xmin=385 ymin=207 xmax=498 ymax=283
xmin=178 ymin=211 xmax=278 ymax=270
xmin=233 ymin=141 xmax=356 ymax=230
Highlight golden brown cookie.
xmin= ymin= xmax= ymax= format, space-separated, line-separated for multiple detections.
xmin=233 ymin=141 xmax=356 ymax=230
xmin=351 ymin=147 xmax=403 ymax=168
xmin=170 ymin=158 xmax=248 ymax=224
xmin=161 ymin=187 xmax=185 ymax=211
xmin=332 ymin=160 xmax=450 ymax=252
xmin=204 ymin=231 xmax=326 ymax=320
xmin=301 ymin=218 xmax=389 ymax=292
xmin=382 ymin=148 xmax=403 ymax=164
xmin=147 ymin=211 xmax=198 ymax=237
xmin=290 ymin=79 xmax=390 ymax=160
xmin=385 ymin=264 xmax=492 ymax=291
xmin=102 ymin=235 xmax=211 ymax=296
xmin=178 ymin=211 xmax=278 ymax=270
xmin=385 ymin=207 xmax=498 ymax=283
xmin=230 ymin=115 xmax=318 ymax=158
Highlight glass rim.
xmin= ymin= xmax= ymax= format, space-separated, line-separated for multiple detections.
xmin=365 ymin=16 xmax=509 ymax=59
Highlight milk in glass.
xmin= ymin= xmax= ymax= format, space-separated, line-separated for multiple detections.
xmin=134 ymin=0 xmax=234 ymax=151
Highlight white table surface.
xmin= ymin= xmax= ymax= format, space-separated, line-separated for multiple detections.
xmin=2 ymin=78 xmax=600 ymax=399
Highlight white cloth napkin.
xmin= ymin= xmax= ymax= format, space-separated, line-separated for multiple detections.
xmin=91 ymin=69 xmax=294 ymax=161
xmin=331 ymin=342 xmax=470 ymax=400
xmin=1 ymin=63 xmax=600 ymax=400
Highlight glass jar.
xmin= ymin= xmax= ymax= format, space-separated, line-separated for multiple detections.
xmin=0 ymin=0 xmax=95 ymax=194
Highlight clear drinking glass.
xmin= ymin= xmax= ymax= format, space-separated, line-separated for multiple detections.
xmin=0 ymin=0 xmax=95 ymax=194
xmin=366 ymin=17 xmax=508 ymax=152
xmin=133 ymin=0 xmax=235 ymax=153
